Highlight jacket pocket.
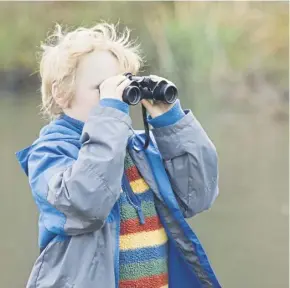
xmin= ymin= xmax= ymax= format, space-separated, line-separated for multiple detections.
xmin=26 ymin=240 xmax=56 ymax=288
xmin=27 ymin=239 xmax=74 ymax=288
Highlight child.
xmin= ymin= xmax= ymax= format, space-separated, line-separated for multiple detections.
xmin=16 ymin=23 xmax=220 ymax=288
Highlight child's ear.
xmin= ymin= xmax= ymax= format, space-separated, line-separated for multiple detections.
xmin=51 ymin=81 xmax=58 ymax=100
xmin=52 ymin=82 xmax=70 ymax=108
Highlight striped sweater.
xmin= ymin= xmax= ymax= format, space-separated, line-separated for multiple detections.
xmin=119 ymin=152 xmax=169 ymax=288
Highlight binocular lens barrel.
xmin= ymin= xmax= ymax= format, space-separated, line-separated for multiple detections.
xmin=122 ymin=74 xmax=178 ymax=105
xmin=123 ymin=86 xmax=141 ymax=105
xmin=158 ymin=84 xmax=178 ymax=104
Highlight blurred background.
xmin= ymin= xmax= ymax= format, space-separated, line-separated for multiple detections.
xmin=0 ymin=2 xmax=288 ymax=287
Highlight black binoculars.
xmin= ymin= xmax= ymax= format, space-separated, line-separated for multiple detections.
xmin=122 ymin=73 xmax=178 ymax=105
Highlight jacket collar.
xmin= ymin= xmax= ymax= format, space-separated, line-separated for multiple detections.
xmin=58 ymin=114 xmax=84 ymax=135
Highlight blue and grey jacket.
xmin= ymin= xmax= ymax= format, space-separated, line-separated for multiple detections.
xmin=16 ymin=100 xmax=221 ymax=288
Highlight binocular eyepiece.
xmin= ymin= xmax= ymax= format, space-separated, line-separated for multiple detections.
xmin=122 ymin=73 xmax=178 ymax=105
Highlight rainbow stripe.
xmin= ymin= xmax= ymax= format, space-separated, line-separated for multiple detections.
xmin=119 ymin=152 xmax=168 ymax=288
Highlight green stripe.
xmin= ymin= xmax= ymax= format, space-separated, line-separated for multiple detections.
xmin=120 ymin=201 xmax=157 ymax=220
xmin=120 ymin=258 xmax=168 ymax=280
xmin=124 ymin=152 xmax=135 ymax=170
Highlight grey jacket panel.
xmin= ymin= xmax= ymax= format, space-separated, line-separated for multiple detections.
xmin=44 ymin=106 xmax=131 ymax=235
xmin=152 ymin=111 xmax=219 ymax=218
xmin=27 ymin=222 xmax=117 ymax=288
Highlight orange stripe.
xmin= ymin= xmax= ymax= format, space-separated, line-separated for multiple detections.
xmin=120 ymin=216 xmax=163 ymax=235
xmin=119 ymin=273 xmax=168 ymax=288
xmin=125 ymin=165 xmax=141 ymax=182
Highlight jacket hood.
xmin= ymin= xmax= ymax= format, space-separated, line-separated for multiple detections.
xmin=15 ymin=114 xmax=84 ymax=176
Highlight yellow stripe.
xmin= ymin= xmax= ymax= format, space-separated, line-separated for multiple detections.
xmin=120 ymin=228 xmax=168 ymax=251
xmin=160 ymin=285 xmax=168 ymax=288
xmin=130 ymin=178 xmax=149 ymax=194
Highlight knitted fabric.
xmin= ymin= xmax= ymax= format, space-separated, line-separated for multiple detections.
xmin=119 ymin=152 xmax=169 ymax=288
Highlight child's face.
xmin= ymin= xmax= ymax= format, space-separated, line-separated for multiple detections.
xmin=65 ymin=50 xmax=122 ymax=122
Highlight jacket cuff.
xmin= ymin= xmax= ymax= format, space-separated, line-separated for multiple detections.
xmin=99 ymin=98 xmax=129 ymax=114
xmin=89 ymin=104 xmax=132 ymax=127
xmin=147 ymin=100 xmax=185 ymax=128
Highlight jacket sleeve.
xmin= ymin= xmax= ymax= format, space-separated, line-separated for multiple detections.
xmin=151 ymin=110 xmax=219 ymax=218
xmin=28 ymin=106 xmax=131 ymax=236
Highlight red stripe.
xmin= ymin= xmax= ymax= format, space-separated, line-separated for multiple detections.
xmin=125 ymin=165 xmax=141 ymax=182
xmin=119 ymin=273 xmax=168 ymax=288
xmin=120 ymin=216 xmax=163 ymax=235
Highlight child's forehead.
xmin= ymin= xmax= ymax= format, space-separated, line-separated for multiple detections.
xmin=76 ymin=50 xmax=122 ymax=85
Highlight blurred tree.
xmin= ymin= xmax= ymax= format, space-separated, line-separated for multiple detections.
xmin=0 ymin=1 xmax=288 ymax=118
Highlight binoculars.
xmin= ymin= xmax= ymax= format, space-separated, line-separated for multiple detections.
xmin=122 ymin=73 xmax=178 ymax=105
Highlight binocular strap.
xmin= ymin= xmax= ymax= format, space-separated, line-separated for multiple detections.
xmin=142 ymin=105 xmax=150 ymax=150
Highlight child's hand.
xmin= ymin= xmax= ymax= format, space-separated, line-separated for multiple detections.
xmin=141 ymin=75 xmax=175 ymax=118
xmin=99 ymin=75 xmax=132 ymax=101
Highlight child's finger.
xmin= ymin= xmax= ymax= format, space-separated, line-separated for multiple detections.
xmin=141 ymin=99 xmax=153 ymax=110
xmin=110 ymin=75 xmax=127 ymax=87
xmin=101 ymin=75 xmax=126 ymax=90
xmin=117 ymin=79 xmax=132 ymax=94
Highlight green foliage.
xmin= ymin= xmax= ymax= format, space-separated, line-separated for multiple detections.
xmin=0 ymin=2 xmax=288 ymax=118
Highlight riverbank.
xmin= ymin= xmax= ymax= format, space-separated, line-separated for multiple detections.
xmin=0 ymin=69 xmax=39 ymax=93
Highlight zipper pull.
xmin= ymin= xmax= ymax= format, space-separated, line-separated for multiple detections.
xmin=137 ymin=208 xmax=145 ymax=225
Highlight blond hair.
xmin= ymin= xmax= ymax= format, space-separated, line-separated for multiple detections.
xmin=39 ymin=23 xmax=143 ymax=120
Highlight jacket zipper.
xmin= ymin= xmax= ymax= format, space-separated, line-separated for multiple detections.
xmin=122 ymin=174 xmax=145 ymax=225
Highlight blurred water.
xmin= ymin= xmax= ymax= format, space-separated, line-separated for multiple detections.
xmin=0 ymin=93 xmax=288 ymax=288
